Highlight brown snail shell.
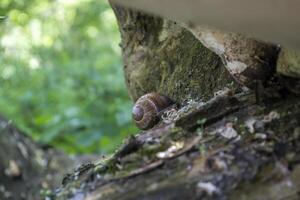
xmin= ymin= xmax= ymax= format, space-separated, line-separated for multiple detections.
xmin=132 ymin=93 xmax=173 ymax=130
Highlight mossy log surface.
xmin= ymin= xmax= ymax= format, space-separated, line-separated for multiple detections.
xmin=53 ymin=91 xmax=300 ymax=200
xmin=50 ymin=5 xmax=300 ymax=200
xmin=2 ymin=4 xmax=300 ymax=200
xmin=277 ymin=48 xmax=300 ymax=78
xmin=277 ymin=48 xmax=300 ymax=94
xmin=111 ymin=5 xmax=238 ymax=103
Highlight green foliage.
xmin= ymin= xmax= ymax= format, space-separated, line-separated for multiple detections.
xmin=0 ymin=0 xmax=138 ymax=154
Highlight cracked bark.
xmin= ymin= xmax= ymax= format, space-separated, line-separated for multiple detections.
xmin=1 ymin=3 xmax=300 ymax=200
xmin=52 ymin=6 xmax=300 ymax=200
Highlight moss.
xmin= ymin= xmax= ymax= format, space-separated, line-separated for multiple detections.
xmin=277 ymin=48 xmax=300 ymax=78
xmin=113 ymin=7 xmax=238 ymax=103
xmin=53 ymin=92 xmax=300 ymax=199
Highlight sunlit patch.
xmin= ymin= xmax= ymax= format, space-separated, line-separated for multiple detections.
xmin=1 ymin=27 xmax=30 ymax=58
xmin=86 ymin=26 xmax=98 ymax=38
xmin=99 ymin=9 xmax=121 ymax=54
xmin=1 ymin=66 xmax=15 ymax=79
xmin=58 ymin=0 xmax=82 ymax=6
xmin=29 ymin=19 xmax=42 ymax=45
xmin=29 ymin=57 xmax=40 ymax=69
xmin=42 ymin=35 xmax=54 ymax=47
xmin=100 ymin=9 xmax=116 ymax=24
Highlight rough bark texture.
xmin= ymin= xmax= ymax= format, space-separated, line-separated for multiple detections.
xmin=277 ymin=48 xmax=300 ymax=78
xmin=49 ymin=6 xmax=300 ymax=200
xmin=184 ymin=25 xmax=279 ymax=88
xmin=2 ymin=4 xmax=300 ymax=200
xmin=52 ymin=90 xmax=300 ymax=200
xmin=277 ymin=48 xmax=300 ymax=94
xmin=111 ymin=5 xmax=239 ymax=102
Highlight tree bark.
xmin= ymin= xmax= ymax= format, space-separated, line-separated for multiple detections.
xmin=111 ymin=5 xmax=239 ymax=102
xmin=1 ymin=3 xmax=300 ymax=200
xmin=53 ymin=90 xmax=300 ymax=200
xmin=51 ymin=5 xmax=300 ymax=200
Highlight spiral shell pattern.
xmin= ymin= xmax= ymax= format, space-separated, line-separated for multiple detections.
xmin=132 ymin=93 xmax=173 ymax=130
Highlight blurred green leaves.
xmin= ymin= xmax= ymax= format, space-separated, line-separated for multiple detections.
xmin=0 ymin=0 xmax=138 ymax=154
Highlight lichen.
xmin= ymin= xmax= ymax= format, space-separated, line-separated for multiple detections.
xmin=113 ymin=7 xmax=238 ymax=103
xmin=277 ymin=48 xmax=300 ymax=78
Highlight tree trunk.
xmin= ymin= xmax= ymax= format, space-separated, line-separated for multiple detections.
xmin=1 ymin=3 xmax=300 ymax=200
xmin=111 ymin=4 xmax=239 ymax=102
xmin=51 ymin=5 xmax=300 ymax=200
xmin=53 ymin=90 xmax=300 ymax=200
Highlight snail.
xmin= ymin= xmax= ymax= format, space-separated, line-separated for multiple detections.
xmin=132 ymin=93 xmax=173 ymax=130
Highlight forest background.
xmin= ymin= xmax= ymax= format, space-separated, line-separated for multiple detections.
xmin=0 ymin=0 xmax=137 ymax=154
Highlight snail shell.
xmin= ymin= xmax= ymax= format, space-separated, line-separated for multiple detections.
xmin=132 ymin=93 xmax=173 ymax=130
